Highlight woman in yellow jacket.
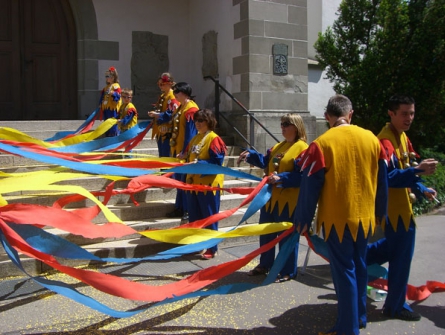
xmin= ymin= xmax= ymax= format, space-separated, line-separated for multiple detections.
xmin=179 ymin=109 xmax=226 ymax=259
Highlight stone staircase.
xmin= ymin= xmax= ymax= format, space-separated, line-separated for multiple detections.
xmin=0 ymin=121 xmax=264 ymax=276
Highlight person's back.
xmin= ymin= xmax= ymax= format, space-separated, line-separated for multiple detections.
xmin=314 ymin=124 xmax=382 ymax=238
xmin=295 ymin=94 xmax=387 ymax=335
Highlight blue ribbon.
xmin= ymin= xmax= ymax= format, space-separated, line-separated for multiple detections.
xmin=0 ymin=230 xmax=143 ymax=318
xmin=168 ymin=163 xmax=262 ymax=182
xmin=51 ymin=121 xmax=150 ymax=153
xmin=0 ymin=142 xmax=153 ymax=177
xmin=44 ymin=109 xmax=99 ymax=142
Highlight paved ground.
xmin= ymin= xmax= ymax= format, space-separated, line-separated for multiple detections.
xmin=0 ymin=211 xmax=444 ymax=335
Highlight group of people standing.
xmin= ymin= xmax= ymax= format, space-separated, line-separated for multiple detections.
xmin=98 ymin=66 xmax=138 ymax=138
xmin=99 ymin=68 xmax=438 ymax=334
xmin=241 ymin=94 xmax=437 ymax=335
xmin=98 ymin=68 xmax=226 ymax=260
xmin=148 ymin=73 xmax=226 ymax=260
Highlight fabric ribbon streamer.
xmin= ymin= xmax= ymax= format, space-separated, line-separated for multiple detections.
xmin=45 ymin=109 xmax=99 ymax=142
xmin=1 ymin=124 xmax=443 ymax=319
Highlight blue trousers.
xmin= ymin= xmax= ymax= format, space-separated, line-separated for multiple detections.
xmin=325 ymin=224 xmax=368 ymax=335
xmin=157 ymin=136 xmax=170 ymax=157
xmin=103 ymin=111 xmax=119 ymax=137
xmin=258 ymin=205 xmax=299 ymax=278
xmin=367 ymin=217 xmax=416 ymax=315
xmin=173 ymin=173 xmax=187 ymax=212
xmin=186 ymin=190 xmax=220 ymax=253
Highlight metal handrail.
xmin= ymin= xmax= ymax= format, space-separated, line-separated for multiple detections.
xmin=204 ymin=76 xmax=280 ymax=150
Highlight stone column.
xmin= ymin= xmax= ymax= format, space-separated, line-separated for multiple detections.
xmin=230 ymin=0 xmax=314 ymax=153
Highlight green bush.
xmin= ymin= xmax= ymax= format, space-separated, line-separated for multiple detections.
xmin=412 ymin=148 xmax=445 ymax=216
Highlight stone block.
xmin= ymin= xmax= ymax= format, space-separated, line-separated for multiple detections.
xmin=265 ymin=21 xmax=306 ymax=40
xmin=240 ymin=0 xmax=248 ymax=20
xmin=316 ymin=118 xmax=329 ymax=138
xmin=293 ymin=40 xmax=308 ymax=58
xmin=234 ymin=20 xmax=265 ymax=39
xmin=233 ymin=91 xmax=263 ymax=110
xmin=240 ymin=73 xmax=250 ymax=92
xmin=288 ymin=4 xmax=307 ymax=25
xmin=267 ymin=0 xmax=306 ymax=7
xmin=262 ymin=91 xmax=308 ymax=110
xmin=288 ymin=57 xmax=308 ymax=76
xmin=250 ymin=54 xmax=271 ymax=74
xmin=242 ymin=36 xmax=292 ymax=56
xmin=78 ymin=59 xmax=98 ymax=90
xmin=233 ymin=55 xmax=249 ymax=75
xmin=79 ymin=91 xmax=99 ymax=117
xmin=249 ymin=1 xmax=288 ymax=23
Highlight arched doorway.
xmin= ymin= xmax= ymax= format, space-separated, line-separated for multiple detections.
xmin=0 ymin=0 xmax=77 ymax=120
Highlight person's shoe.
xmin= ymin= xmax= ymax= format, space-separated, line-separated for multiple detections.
xmin=181 ymin=212 xmax=189 ymax=221
xmin=247 ymin=265 xmax=268 ymax=276
xmin=201 ymin=249 xmax=216 ymax=260
xmin=274 ymin=274 xmax=293 ymax=283
xmin=382 ymin=308 xmax=421 ymax=321
xmin=166 ymin=208 xmax=183 ymax=218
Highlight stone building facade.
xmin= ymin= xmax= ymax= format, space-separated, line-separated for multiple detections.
xmin=4 ymin=0 xmax=341 ymax=151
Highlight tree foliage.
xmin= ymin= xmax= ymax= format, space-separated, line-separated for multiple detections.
xmin=315 ymin=0 xmax=445 ymax=150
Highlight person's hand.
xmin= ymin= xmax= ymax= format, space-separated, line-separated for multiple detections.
xmin=267 ymin=173 xmax=281 ymax=185
xmin=416 ymin=158 xmax=438 ymax=175
xmin=237 ymin=150 xmax=250 ymax=166
xmin=177 ymin=152 xmax=186 ymax=160
xmin=148 ymin=111 xmax=159 ymax=118
xmin=423 ymin=187 xmax=437 ymax=201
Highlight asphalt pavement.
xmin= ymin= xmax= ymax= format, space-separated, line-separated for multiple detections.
xmin=0 ymin=210 xmax=444 ymax=335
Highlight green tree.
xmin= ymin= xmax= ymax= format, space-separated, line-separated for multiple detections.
xmin=315 ymin=0 xmax=445 ymax=150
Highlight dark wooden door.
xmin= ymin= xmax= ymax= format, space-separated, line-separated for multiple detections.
xmin=0 ymin=0 xmax=77 ymax=120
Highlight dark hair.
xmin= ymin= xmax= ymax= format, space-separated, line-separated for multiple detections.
xmin=325 ymin=94 xmax=352 ymax=117
xmin=173 ymin=82 xmax=195 ymax=100
xmin=194 ymin=109 xmax=217 ymax=131
xmin=388 ymin=94 xmax=415 ymax=112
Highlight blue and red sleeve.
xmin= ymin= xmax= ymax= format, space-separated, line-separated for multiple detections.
xmin=120 ymin=108 xmax=137 ymax=126
xmin=182 ymin=108 xmax=199 ymax=153
xmin=293 ymin=142 xmax=325 ymax=231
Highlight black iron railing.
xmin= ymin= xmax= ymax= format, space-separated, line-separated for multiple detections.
xmin=204 ymin=76 xmax=280 ymax=151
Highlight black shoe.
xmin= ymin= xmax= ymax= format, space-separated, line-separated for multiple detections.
xmin=166 ymin=208 xmax=183 ymax=218
xmin=382 ymin=308 xmax=421 ymax=321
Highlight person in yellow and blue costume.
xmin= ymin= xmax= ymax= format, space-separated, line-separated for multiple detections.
xmin=237 ymin=114 xmax=308 ymax=282
xmin=178 ymin=109 xmax=226 ymax=260
xmin=166 ymin=82 xmax=199 ymax=221
xmin=148 ymin=73 xmax=179 ymax=157
xmin=99 ymin=66 xmax=121 ymax=137
xmin=294 ymin=95 xmax=388 ymax=335
xmin=118 ymin=88 xmax=138 ymax=133
xmin=367 ymin=94 xmax=438 ymax=322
